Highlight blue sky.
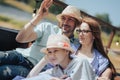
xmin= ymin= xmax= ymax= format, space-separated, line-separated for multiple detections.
xmin=65 ymin=0 xmax=120 ymax=27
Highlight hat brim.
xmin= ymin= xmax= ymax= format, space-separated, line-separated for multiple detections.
xmin=56 ymin=14 xmax=81 ymax=23
xmin=41 ymin=46 xmax=74 ymax=54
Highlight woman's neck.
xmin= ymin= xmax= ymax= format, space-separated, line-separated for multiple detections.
xmin=78 ymin=43 xmax=94 ymax=58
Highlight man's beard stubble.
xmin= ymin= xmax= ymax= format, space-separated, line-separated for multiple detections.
xmin=61 ymin=24 xmax=74 ymax=33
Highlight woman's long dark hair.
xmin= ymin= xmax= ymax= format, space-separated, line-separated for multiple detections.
xmin=80 ymin=17 xmax=116 ymax=76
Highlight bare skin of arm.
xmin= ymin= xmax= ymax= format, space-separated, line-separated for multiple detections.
xmin=97 ymin=68 xmax=112 ymax=80
xmin=27 ymin=56 xmax=48 ymax=78
xmin=16 ymin=0 xmax=53 ymax=43
xmin=23 ymin=0 xmax=53 ymax=78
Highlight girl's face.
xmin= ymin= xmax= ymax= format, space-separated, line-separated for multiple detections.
xmin=77 ymin=22 xmax=94 ymax=45
xmin=46 ymin=48 xmax=69 ymax=66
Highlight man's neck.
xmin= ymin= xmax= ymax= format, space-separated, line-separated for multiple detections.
xmin=62 ymin=32 xmax=74 ymax=39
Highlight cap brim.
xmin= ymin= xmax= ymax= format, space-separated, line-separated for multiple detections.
xmin=40 ymin=46 xmax=74 ymax=54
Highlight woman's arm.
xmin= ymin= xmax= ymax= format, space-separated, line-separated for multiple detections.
xmin=97 ymin=68 xmax=112 ymax=80
xmin=27 ymin=56 xmax=48 ymax=78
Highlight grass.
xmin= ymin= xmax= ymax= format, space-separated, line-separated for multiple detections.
xmin=0 ymin=0 xmax=33 ymax=29
xmin=0 ymin=0 xmax=57 ymax=30
xmin=0 ymin=15 xmax=27 ymax=30
xmin=0 ymin=13 xmax=57 ymax=30
xmin=3 ymin=0 xmax=33 ymax=13
xmin=3 ymin=0 xmax=57 ymax=22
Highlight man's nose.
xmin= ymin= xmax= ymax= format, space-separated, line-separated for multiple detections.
xmin=64 ymin=19 xmax=69 ymax=24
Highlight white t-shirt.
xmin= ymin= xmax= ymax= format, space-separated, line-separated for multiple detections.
xmin=22 ymin=57 xmax=96 ymax=80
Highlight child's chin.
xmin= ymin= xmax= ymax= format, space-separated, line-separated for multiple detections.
xmin=53 ymin=63 xmax=57 ymax=66
xmin=52 ymin=63 xmax=59 ymax=66
xmin=50 ymin=61 xmax=59 ymax=66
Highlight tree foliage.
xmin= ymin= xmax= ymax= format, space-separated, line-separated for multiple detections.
xmin=16 ymin=0 xmax=63 ymax=14
xmin=95 ymin=13 xmax=112 ymax=34
xmin=0 ymin=0 xmax=4 ymax=3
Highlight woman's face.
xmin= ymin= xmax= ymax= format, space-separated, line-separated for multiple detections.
xmin=46 ymin=48 xmax=69 ymax=66
xmin=77 ymin=22 xmax=94 ymax=45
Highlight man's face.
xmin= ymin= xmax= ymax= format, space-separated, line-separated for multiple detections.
xmin=60 ymin=15 xmax=77 ymax=34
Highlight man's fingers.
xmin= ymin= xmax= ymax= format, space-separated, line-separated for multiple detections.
xmin=41 ymin=0 xmax=53 ymax=11
xmin=46 ymin=0 xmax=53 ymax=8
xmin=43 ymin=0 xmax=52 ymax=7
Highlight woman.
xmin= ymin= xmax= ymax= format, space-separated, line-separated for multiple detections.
xmin=23 ymin=34 xmax=95 ymax=80
xmin=75 ymin=17 xmax=116 ymax=80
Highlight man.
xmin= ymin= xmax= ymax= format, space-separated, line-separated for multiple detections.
xmin=0 ymin=0 xmax=81 ymax=79
xmin=26 ymin=0 xmax=82 ymax=78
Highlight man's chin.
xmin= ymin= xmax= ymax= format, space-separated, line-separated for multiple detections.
xmin=62 ymin=31 xmax=70 ymax=34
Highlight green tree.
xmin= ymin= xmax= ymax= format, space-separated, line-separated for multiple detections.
xmin=34 ymin=0 xmax=63 ymax=14
xmin=0 ymin=0 xmax=4 ymax=3
xmin=18 ymin=0 xmax=64 ymax=15
xmin=95 ymin=13 xmax=112 ymax=34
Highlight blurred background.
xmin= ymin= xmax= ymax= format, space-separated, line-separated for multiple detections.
xmin=0 ymin=0 xmax=120 ymax=73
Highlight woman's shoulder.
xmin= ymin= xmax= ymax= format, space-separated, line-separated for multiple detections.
xmin=94 ymin=49 xmax=109 ymax=62
xmin=94 ymin=49 xmax=104 ymax=58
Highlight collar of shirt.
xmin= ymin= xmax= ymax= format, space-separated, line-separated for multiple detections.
xmin=69 ymin=35 xmax=75 ymax=43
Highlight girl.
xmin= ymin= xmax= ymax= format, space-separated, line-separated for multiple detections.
xmin=23 ymin=34 xmax=95 ymax=80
